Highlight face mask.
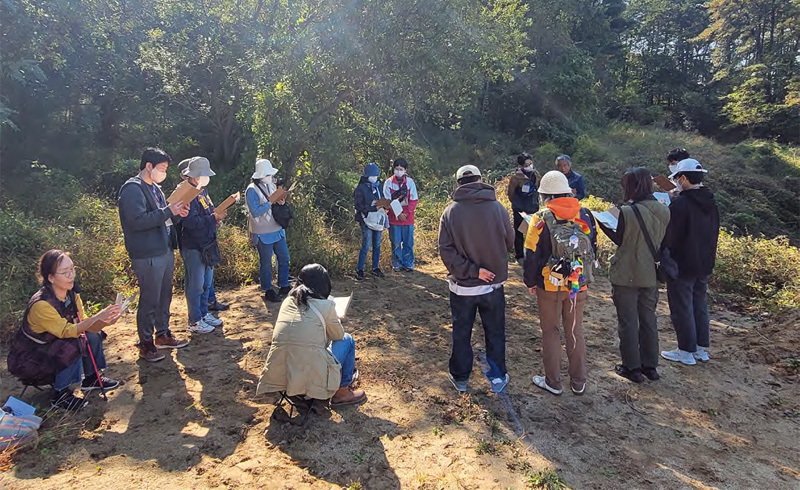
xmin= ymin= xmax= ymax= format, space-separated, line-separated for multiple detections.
xmin=261 ymin=176 xmax=273 ymax=184
xmin=368 ymin=176 xmax=378 ymax=184
xmin=523 ymin=165 xmax=533 ymax=172
xmin=196 ymin=176 xmax=210 ymax=188
xmin=150 ymin=167 xmax=167 ymax=184
xmin=668 ymin=164 xmax=678 ymax=175
xmin=394 ymin=169 xmax=406 ymax=178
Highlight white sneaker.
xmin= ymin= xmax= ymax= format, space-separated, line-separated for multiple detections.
xmin=202 ymin=313 xmax=223 ymax=327
xmin=188 ymin=320 xmax=215 ymax=334
xmin=693 ymin=347 xmax=710 ymax=362
xmin=661 ymin=349 xmax=697 ymax=365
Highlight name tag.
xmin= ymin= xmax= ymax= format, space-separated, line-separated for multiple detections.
xmin=521 ymin=184 xmax=531 ymax=193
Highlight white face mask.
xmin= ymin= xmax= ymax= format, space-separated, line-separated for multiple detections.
xmin=523 ymin=165 xmax=533 ymax=172
xmin=394 ymin=169 xmax=406 ymax=178
xmin=196 ymin=175 xmax=210 ymax=188
xmin=368 ymin=176 xmax=378 ymax=184
xmin=150 ymin=167 xmax=167 ymax=184
xmin=261 ymin=176 xmax=273 ymax=184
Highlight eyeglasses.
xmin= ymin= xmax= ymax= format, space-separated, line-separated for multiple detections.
xmin=55 ymin=268 xmax=76 ymax=277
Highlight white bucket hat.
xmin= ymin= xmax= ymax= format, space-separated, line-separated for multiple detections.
xmin=538 ymin=170 xmax=572 ymax=195
xmin=668 ymin=158 xmax=708 ymax=179
xmin=252 ymin=159 xmax=279 ymax=179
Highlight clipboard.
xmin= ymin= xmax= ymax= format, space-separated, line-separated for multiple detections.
xmin=214 ymin=192 xmax=240 ymax=218
xmin=167 ymin=181 xmax=202 ymax=205
xmin=267 ymin=181 xmax=298 ymax=204
xmin=653 ymin=175 xmax=676 ymax=191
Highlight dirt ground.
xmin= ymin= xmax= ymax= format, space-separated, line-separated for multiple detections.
xmin=1 ymin=261 xmax=798 ymax=489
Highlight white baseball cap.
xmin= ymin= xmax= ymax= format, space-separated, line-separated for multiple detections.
xmin=252 ymin=159 xmax=279 ymax=179
xmin=456 ymin=165 xmax=481 ymax=180
xmin=668 ymin=158 xmax=708 ymax=179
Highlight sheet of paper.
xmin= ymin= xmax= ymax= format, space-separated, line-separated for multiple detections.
xmin=653 ymin=175 xmax=676 ymax=191
xmin=390 ymin=199 xmax=403 ymax=217
xmin=329 ymin=294 xmax=353 ymax=319
xmin=167 ymin=181 xmax=202 ymax=205
xmin=517 ymin=213 xmax=533 ymax=234
xmin=654 ymin=192 xmax=671 ymax=206
xmin=591 ymin=210 xmax=619 ymax=231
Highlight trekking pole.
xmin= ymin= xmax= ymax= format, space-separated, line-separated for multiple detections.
xmin=81 ymin=333 xmax=107 ymax=401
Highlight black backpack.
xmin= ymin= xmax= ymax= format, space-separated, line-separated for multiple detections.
xmin=272 ymin=202 xmax=293 ymax=229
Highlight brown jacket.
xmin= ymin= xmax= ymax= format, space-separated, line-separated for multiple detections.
xmin=438 ymin=182 xmax=514 ymax=288
xmin=256 ymin=297 xmax=343 ymax=400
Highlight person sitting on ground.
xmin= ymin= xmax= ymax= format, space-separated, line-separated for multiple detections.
xmin=523 ymin=171 xmax=597 ymax=396
xmin=596 ymin=168 xmax=670 ymax=383
xmin=555 ymin=155 xmax=586 ymax=200
xmin=507 ymin=153 xmax=540 ymax=262
xmin=660 ymin=158 xmax=720 ymax=366
xmin=7 ymin=250 xmax=122 ymax=411
xmin=256 ymin=264 xmax=366 ymax=406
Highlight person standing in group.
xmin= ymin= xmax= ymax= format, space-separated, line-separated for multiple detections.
xmin=118 ymin=148 xmax=190 ymax=362
xmin=246 ymin=159 xmax=291 ymax=303
xmin=523 ymin=171 xmax=597 ymax=396
xmin=660 ymin=159 xmax=720 ymax=366
xmin=666 ymin=148 xmax=690 ymax=176
xmin=507 ymin=152 xmax=540 ymax=262
xmin=555 ymin=155 xmax=586 ymax=200
xmin=596 ymin=167 xmax=670 ymax=383
xmin=177 ymin=157 xmax=225 ymax=334
xmin=383 ymin=158 xmax=418 ymax=272
xmin=439 ymin=165 xmax=514 ymax=394
xmin=354 ymin=162 xmax=389 ymax=281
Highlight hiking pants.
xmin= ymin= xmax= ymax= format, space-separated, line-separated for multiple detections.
xmin=612 ymin=285 xmax=659 ymax=370
xmin=131 ymin=251 xmax=175 ymax=343
xmin=667 ymin=275 xmax=711 ymax=352
xmin=449 ymin=287 xmax=507 ymax=382
xmin=536 ymin=289 xmax=587 ymax=389
xmin=512 ymin=210 xmax=526 ymax=259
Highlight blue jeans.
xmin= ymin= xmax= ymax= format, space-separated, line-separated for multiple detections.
xmin=389 ymin=224 xmax=415 ymax=269
xmin=449 ymin=287 xmax=507 ymax=382
xmin=667 ymin=275 xmax=711 ymax=352
xmin=357 ymin=225 xmax=382 ymax=272
xmin=208 ymin=268 xmax=217 ymax=304
xmin=256 ymin=236 xmax=290 ymax=292
xmin=54 ymin=332 xmax=107 ymax=391
xmin=330 ymin=333 xmax=356 ymax=387
xmin=182 ymin=248 xmax=212 ymax=323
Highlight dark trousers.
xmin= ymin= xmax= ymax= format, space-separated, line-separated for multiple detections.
xmin=449 ymin=287 xmax=507 ymax=381
xmin=512 ymin=210 xmax=525 ymax=259
xmin=131 ymin=251 xmax=175 ymax=343
xmin=667 ymin=275 xmax=711 ymax=352
xmin=611 ymin=285 xmax=660 ymax=370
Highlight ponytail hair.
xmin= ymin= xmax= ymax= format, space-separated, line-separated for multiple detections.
xmin=289 ymin=264 xmax=332 ymax=308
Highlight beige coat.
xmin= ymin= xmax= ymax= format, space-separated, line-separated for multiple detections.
xmin=256 ymin=296 xmax=344 ymax=400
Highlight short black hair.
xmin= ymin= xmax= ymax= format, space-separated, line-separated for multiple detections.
xmin=140 ymin=147 xmax=172 ymax=170
xmin=539 ymin=193 xmax=572 ymax=202
xmin=676 ymin=172 xmax=704 ymax=185
xmin=517 ymin=153 xmax=533 ymax=166
xmin=667 ymin=148 xmax=690 ymax=163
xmin=393 ymin=158 xmax=409 ymax=169
xmin=457 ymin=175 xmax=481 ymax=186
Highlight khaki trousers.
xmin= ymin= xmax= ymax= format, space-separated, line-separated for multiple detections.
xmin=535 ymin=289 xmax=588 ymax=389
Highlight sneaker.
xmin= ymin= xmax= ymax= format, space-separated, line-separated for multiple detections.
xmin=532 ymin=375 xmax=563 ymax=396
xmin=490 ymin=373 xmax=510 ymax=393
xmin=51 ymin=390 xmax=88 ymax=411
xmin=448 ymin=374 xmax=468 ymax=393
xmin=279 ymin=286 xmax=292 ymax=296
xmin=393 ymin=267 xmax=402 ymax=272
xmin=208 ymin=301 xmax=229 ymax=311
xmin=371 ymin=268 xmax=385 ymax=278
xmin=642 ymin=367 xmax=660 ymax=381
xmin=139 ymin=340 xmax=166 ymax=362
xmin=81 ymin=375 xmax=121 ymax=392
xmin=615 ymin=365 xmax=644 ymax=383
xmin=188 ymin=320 xmax=215 ymax=334
xmin=661 ymin=349 xmax=697 ymax=366
xmin=264 ymin=289 xmax=283 ymax=303
xmin=402 ymin=267 xmax=414 ymax=272
xmin=355 ymin=270 xmax=366 ymax=281
xmin=155 ymin=332 xmax=190 ymax=349
xmin=693 ymin=347 xmax=710 ymax=362
xmin=570 ymin=382 xmax=586 ymax=396
xmin=202 ymin=313 xmax=223 ymax=327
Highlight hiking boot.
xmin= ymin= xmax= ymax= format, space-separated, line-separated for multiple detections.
xmin=371 ymin=268 xmax=385 ymax=278
xmin=448 ymin=374 xmax=468 ymax=393
xmin=661 ymin=349 xmax=697 ymax=366
xmin=155 ymin=332 xmax=189 ymax=349
xmin=208 ymin=300 xmax=229 ymax=311
xmin=490 ymin=373 xmax=510 ymax=393
xmin=615 ymin=365 xmax=644 ymax=383
xmin=188 ymin=319 xmax=215 ymax=334
xmin=139 ymin=340 xmax=166 ymax=362
xmin=264 ymin=289 xmax=283 ymax=303
xmin=81 ymin=375 xmax=121 ymax=392
xmin=355 ymin=270 xmax=365 ymax=281
xmin=51 ymin=389 xmax=88 ymax=411
xmin=278 ymin=286 xmax=292 ymax=296
xmin=693 ymin=347 xmax=710 ymax=362
xmin=202 ymin=313 xmax=223 ymax=327
xmin=331 ymin=387 xmax=367 ymax=407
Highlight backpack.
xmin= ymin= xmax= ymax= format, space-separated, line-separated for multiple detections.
xmin=272 ymin=202 xmax=293 ymax=229
xmin=540 ymin=209 xmax=595 ymax=288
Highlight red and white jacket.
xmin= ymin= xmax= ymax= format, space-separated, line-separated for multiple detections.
xmin=382 ymin=176 xmax=418 ymax=226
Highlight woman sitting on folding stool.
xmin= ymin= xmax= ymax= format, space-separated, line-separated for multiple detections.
xmin=7 ymin=250 xmax=121 ymax=411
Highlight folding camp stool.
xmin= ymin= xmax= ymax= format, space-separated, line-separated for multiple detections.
xmin=19 ymin=381 xmax=52 ymax=399
xmin=273 ymin=392 xmax=318 ymax=427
